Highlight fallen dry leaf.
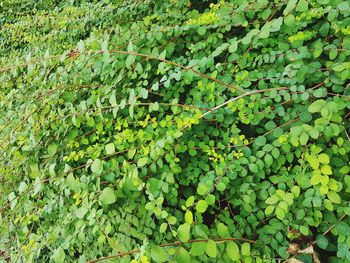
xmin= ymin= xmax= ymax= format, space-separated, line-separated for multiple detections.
xmin=287 ymin=243 xmax=300 ymax=255
xmin=298 ymin=245 xmax=314 ymax=254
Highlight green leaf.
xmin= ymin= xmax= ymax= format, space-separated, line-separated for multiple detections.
xmin=283 ymin=0 xmax=297 ymax=15
xmin=140 ymin=88 xmax=148 ymax=99
xmin=127 ymin=41 xmax=134 ymax=52
xmin=270 ymin=17 xmax=283 ymax=32
xmin=241 ymin=35 xmax=252 ymax=45
xmin=241 ymin=242 xmax=251 ymax=256
xmin=338 ymin=1 xmax=349 ymax=11
xmin=265 ymin=205 xmax=275 ymax=215
xmin=275 ymin=207 xmax=285 ymax=220
xmin=327 ymin=191 xmax=341 ymax=204
xmin=311 ymin=172 xmax=321 ymax=185
xmin=151 ymin=82 xmax=159 ymax=91
xmin=151 ymin=245 xmax=167 ymax=263
xmin=324 ymin=199 xmax=334 ymax=211
xmin=306 ymin=154 xmax=320 ymax=169
xmin=206 ymin=240 xmax=217 ymax=258
xmin=318 ymin=153 xmax=330 ymax=164
xmin=291 ymin=186 xmax=300 ymax=198
xmin=191 ymin=242 xmax=206 ymax=256
xmin=75 ymin=207 xmax=88 ymax=219
xmin=185 ymin=211 xmax=193 ymax=224
xmin=320 ymin=185 xmax=329 ymax=195
xmin=137 ymin=156 xmax=148 ymax=167
xmin=300 ymin=225 xmax=309 ymax=235
xmin=128 ymin=148 xmax=136 ymax=159
xmin=29 ymin=163 xmax=41 ymax=179
xmin=52 ymin=247 xmax=65 ymax=263
xmin=91 ymin=159 xmax=103 ymax=175
xmin=217 ymin=223 xmax=229 ymax=237
xmin=105 ymin=143 xmax=115 ymax=155
xmin=296 ymin=0 xmax=308 ymax=12
xmin=320 ymin=175 xmax=329 ymax=186
xmin=308 ymin=128 xmax=320 ymax=139
xmin=264 ymin=154 xmax=273 ymax=167
xmin=321 ymin=165 xmax=332 ymax=175
xmin=300 ymin=91 xmax=309 ymax=101
xmin=160 ymin=223 xmax=168 ymax=233
xmin=175 ymin=247 xmax=190 ymax=263
xmin=216 ymin=182 xmax=226 ymax=191
xmin=178 ymin=223 xmax=191 ymax=242
xmin=18 ymin=182 xmax=28 ymax=193
xmin=100 ymin=187 xmax=116 ymax=205
xmin=271 ymin=148 xmax=280 ymax=158
xmin=299 ymin=132 xmax=309 ymax=145
xmin=196 ymin=200 xmax=208 ymax=213
xmin=308 ymin=100 xmax=326 ymax=113
xmin=186 ymin=196 xmax=195 ymax=207
xmin=126 ymin=54 xmax=136 ymax=69
xmin=197 ymin=27 xmax=206 ymax=36
xmin=284 ymin=14 xmax=295 ymax=27
xmin=313 ymin=47 xmax=323 ymax=59
xmin=48 ymin=143 xmax=57 ymax=156
xmin=335 ymin=221 xmax=350 ymax=234
xmin=248 ymin=163 xmax=259 ymax=173
xmin=205 ymin=194 xmax=215 ymax=205
xmin=197 ymin=183 xmax=208 ymax=196
xmin=266 ymin=195 xmax=279 ymax=205
xmin=226 ymin=241 xmax=240 ymax=261
xmin=255 ymin=136 xmax=266 ymax=146
xmin=229 ymin=40 xmax=238 ymax=53
xmin=313 ymin=88 xmax=327 ymax=98
xmin=316 ymin=235 xmax=328 ymax=249
xmin=168 ymin=216 xmax=177 ymax=225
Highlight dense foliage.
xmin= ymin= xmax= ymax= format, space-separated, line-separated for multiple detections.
xmin=1 ymin=0 xmax=350 ymax=262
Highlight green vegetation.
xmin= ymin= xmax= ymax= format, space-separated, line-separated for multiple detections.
xmin=1 ymin=0 xmax=350 ymax=262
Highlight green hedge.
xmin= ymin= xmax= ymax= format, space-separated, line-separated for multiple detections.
xmin=1 ymin=0 xmax=350 ymax=262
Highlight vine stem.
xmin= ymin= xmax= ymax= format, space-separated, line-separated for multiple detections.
xmin=199 ymin=87 xmax=289 ymax=120
xmin=86 ymin=237 xmax=256 ymax=263
xmin=311 ymin=214 xmax=347 ymax=245
xmin=106 ymin=49 xmax=244 ymax=93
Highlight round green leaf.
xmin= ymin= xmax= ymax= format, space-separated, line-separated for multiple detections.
xmin=100 ymin=187 xmax=116 ymax=205
xmin=196 ymin=200 xmax=208 ymax=213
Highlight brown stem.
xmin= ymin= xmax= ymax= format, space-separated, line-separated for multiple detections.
xmin=86 ymin=237 xmax=256 ymax=263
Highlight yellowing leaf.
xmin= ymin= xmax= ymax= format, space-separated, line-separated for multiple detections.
xmin=185 ymin=211 xmax=193 ymax=224
xmin=196 ymin=200 xmax=208 ymax=213
xmin=321 ymin=165 xmax=332 ymax=175
xmin=318 ymin=153 xmax=330 ymax=164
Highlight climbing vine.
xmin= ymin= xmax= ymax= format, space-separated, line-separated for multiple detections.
xmin=0 ymin=0 xmax=350 ymax=262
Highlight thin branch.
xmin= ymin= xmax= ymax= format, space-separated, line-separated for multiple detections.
xmin=86 ymin=237 xmax=256 ymax=263
xmin=310 ymin=213 xmax=347 ymax=246
xmin=198 ymin=87 xmax=289 ymax=120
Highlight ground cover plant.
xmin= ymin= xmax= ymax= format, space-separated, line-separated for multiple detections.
xmin=0 ymin=0 xmax=350 ymax=262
